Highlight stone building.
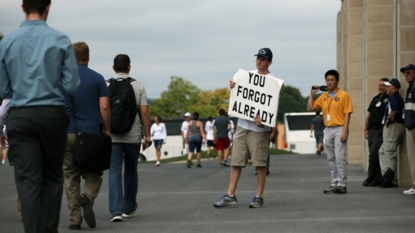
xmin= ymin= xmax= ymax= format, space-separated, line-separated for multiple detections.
xmin=337 ymin=0 xmax=415 ymax=186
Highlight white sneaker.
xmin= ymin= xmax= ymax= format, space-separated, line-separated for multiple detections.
xmin=155 ymin=161 xmax=160 ymax=166
xmin=403 ymin=188 xmax=415 ymax=195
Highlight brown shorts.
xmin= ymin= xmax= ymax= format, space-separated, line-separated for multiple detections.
xmin=231 ymin=127 xmax=270 ymax=167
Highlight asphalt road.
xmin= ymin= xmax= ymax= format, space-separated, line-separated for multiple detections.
xmin=1 ymin=153 xmax=414 ymax=233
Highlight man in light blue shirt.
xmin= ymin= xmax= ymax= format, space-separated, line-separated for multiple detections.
xmin=0 ymin=1 xmax=79 ymax=232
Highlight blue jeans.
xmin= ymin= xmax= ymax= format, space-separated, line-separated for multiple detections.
xmin=108 ymin=143 xmax=140 ymax=217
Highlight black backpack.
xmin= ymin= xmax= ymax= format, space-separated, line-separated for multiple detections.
xmin=107 ymin=77 xmax=138 ymax=134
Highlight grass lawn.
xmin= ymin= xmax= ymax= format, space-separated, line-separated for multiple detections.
xmin=141 ymin=148 xmax=295 ymax=164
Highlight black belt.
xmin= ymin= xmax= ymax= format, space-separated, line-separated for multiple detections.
xmin=388 ymin=120 xmax=403 ymax=124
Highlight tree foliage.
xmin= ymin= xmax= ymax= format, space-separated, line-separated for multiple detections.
xmin=277 ymin=85 xmax=307 ymax=122
xmin=149 ymin=76 xmax=230 ymax=118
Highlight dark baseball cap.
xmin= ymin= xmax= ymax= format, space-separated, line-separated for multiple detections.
xmin=400 ymin=64 xmax=415 ymax=72
xmin=254 ymin=48 xmax=273 ymax=60
xmin=384 ymin=79 xmax=401 ymax=89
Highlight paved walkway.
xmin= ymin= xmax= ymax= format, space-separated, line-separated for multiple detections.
xmin=1 ymin=153 xmax=414 ymax=233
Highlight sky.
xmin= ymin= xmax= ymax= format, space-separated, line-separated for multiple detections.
xmin=0 ymin=0 xmax=342 ymax=99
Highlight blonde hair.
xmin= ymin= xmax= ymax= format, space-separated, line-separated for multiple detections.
xmin=72 ymin=42 xmax=89 ymax=63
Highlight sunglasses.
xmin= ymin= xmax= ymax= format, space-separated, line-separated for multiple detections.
xmin=403 ymin=71 xmax=413 ymax=75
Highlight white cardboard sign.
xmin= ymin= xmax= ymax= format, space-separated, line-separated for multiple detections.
xmin=228 ymin=69 xmax=283 ymax=127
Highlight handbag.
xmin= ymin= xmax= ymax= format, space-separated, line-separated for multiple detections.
xmin=70 ymin=97 xmax=112 ymax=170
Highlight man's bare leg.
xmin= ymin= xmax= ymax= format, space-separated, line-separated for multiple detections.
xmin=227 ymin=166 xmax=242 ymax=196
xmin=255 ymin=166 xmax=267 ymax=197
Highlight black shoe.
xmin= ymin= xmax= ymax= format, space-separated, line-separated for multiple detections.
xmin=369 ymin=181 xmax=381 ymax=187
xmin=267 ymin=170 xmax=270 ymax=175
xmin=363 ymin=179 xmax=371 ymax=186
xmin=380 ymin=169 xmax=395 ymax=188
xmin=336 ymin=186 xmax=347 ymax=194
xmin=69 ymin=224 xmax=81 ymax=230
xmin=197 ymin=164 xmax=202 ymax=168
xmin=78 ymin=195 xmax=96 ymax=229
xmin=323 ymin=186 xmax=337 ymax=194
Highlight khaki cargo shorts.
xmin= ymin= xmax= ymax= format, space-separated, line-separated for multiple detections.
xmin=231 ymin=127 xmax=270 ymax=167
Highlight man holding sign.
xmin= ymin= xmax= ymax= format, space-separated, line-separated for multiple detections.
xmin=214 ymin=48 xmax=282 ymax=208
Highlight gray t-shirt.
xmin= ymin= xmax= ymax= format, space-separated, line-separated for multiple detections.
xmin=214 ymin=116 xmax=230 ymax=139
xmin=107 ymin=73 xmax=149 ymax=143
xmin=311 ymin=116 xmax=325 ymax=132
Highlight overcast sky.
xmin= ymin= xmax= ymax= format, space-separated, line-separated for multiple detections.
xmin=0 ymin=0 xmax=342 ymax=99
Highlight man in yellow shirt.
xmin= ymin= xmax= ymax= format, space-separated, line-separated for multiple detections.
xmin=307 ymin=69 xmax=353 ymax=194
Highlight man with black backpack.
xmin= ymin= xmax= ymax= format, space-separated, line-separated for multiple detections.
xmin=107 ymin=54 xmax=151 ymax=222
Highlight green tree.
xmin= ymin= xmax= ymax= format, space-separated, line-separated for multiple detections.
xmin=149 ymin=76 xmax=201 ymax=117
xmin=277 ymin=84 xmax=308 ymax=122
xmin=149 ymin=77 xmax=230 ymax=118
xmin=197 ymin=88 xmax=230 ymax=117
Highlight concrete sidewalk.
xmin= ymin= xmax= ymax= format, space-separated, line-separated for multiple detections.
xmin=1 ymin=153 xmax=414 ymax=233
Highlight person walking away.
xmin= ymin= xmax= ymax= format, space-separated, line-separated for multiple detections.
xmin=307 ymin=69 xmax=353 ymax=194
xmin=0 ymin=1 xmax=80 ymax=232
xmin=63 ymin=42 xmax=111 ymax=230
xmin=205 ymin=116 xmax=216 ymax=158
xmin=0 ymin=99 xmax=23 ymax=221
xmin=150 ymin=115 xmax=167 ymax=166
xmin=310 ymin=111 xmax=325 ymax=155
xmin=362 ymin=78 xmax=389 ymax=187
xmin=186 ymin=112 xmax=206 ymax=168
xmin=181 ymin=112 xmax=191 ymax=151
xmin=107 ymin=54 xmax=151 ymax=222
xmin=213 ymin=109 xmax=231 ymax=167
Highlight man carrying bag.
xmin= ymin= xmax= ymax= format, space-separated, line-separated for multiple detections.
xmin=63 ymin=42 xmax=111 ymax=230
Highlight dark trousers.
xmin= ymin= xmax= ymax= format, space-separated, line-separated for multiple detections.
xmin=7 ymin=107 xmax=69 ymax=233
xmin=367 ymin=127 xmax=383 ymax=183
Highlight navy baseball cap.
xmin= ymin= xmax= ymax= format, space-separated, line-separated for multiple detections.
xmin=254 ymin=48 xmax=273 ymax=60
xmin=400 ymin=64 xmax=415 ymax=72
xmin=384 ymin=79 xmax=401 ymax=89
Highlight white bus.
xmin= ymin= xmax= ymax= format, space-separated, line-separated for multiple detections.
xmin=284 ymin=112 xmax=320 ymax=154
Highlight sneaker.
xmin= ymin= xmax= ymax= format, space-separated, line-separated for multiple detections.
xmin=155 ymin=161 xmax=160 ymax=166
xmin=213 ymin=194 xmax=237 ymax=208
xmin=336 ymin=186 xmax=347 ymax=194
xmin=218 ymin=163 xmax=223 ymax=167
xmin=186 ymin=160 xmax=191 ymax=168
xmin=110 ymin=215 xmax=122 ymax=222
xmin=197 ymin=164 xmax=202 ymax=168
xmin=222 ymin=161 xmax=230 ymax=167
xmin=249 ymin=196 xmax=264 ymax=208
xmin=122 ymin=208 xmax=138 ymax=218
xmin=403 ymin=188 xmax=415 ymax=195
xmin=323 ymin=186 xmax=337 ymax=194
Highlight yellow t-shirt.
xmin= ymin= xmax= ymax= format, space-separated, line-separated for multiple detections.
xmin=313 ymin=88 xmax=353 ymax=127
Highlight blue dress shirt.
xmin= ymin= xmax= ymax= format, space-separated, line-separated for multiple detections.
xmin=0 ymin=20 xmax=79 ymax=107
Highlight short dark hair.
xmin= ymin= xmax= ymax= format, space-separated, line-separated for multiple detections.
xmin=113 ymin=54 xmax=130 ymax=73
xmin=154 ymin=115 xmax=162 ymax=122
xmin=193 ymin=112 xmax=199 ymax=120
xmin=23 ymin=0 xmax=51 ymax=15
xmin=324 ymin=69 xmax=339 ymax=81
xmin=380 ymin=78 xmax=389 ymax=82
xmin=218 ymin=108 xmax=226 ymax=116
xmin=316 ymin=111 xmax=321 ymax=116
xmin=208 ymin=116 xmax=213 ymax=121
